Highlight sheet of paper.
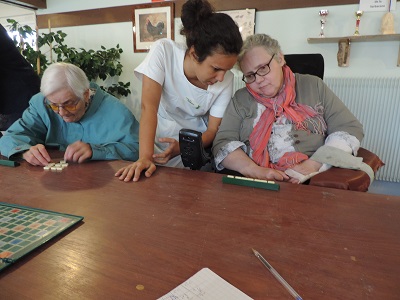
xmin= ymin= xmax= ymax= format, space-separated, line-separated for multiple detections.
xmin=157 ymin=268 xmax=253 ymax=300
xmin=359 ymin=0 xmax=396 ymax=12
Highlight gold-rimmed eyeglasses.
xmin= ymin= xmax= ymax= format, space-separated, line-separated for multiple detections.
xmin=44 ymin=98 xmax=81 ymax=113
xmin=242 ymin=53 xmax=276 ymax=84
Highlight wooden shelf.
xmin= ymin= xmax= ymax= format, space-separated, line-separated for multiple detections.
xmin=307 ymin=34 xmax=400 ymax=67
xmin=308 ymin=33 xmax=400 ymax=43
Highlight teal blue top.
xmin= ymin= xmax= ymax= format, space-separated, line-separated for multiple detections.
xmin=0 ymin=82 xmax=139 ymax=161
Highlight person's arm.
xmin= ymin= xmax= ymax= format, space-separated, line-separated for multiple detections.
xmin=222 ymin=148 xmax=289 ymax=181
xmin=140 ymin=76 xmax=162 ymax=162
xmin=0 ymin=97 xmax=48 ymax=158
xmin=82 ymin=105 xmax=140 ymax=162
xmin=22 ymin=144 xmax=51 ymax=166
xmin=212 ymin=89 xmax=288 ymax=181
xmin=287 ymin=76 xmax=363 ymax=181
xmin=115 ymin=75 xmax=161 ymax=181
xmin=153 ymin=102 xmax=225 ymax=164
xmin=202 ymin=115 xmax=221 ymax=148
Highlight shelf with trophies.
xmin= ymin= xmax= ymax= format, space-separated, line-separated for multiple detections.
xmin=308 ymin=10 xmax=400 ymax=67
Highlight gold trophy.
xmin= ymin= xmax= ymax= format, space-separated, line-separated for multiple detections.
xmin=319 ymin=10 xmax=329 ymax=37
xmin=354 ymin=10 xmax=363 ymax=36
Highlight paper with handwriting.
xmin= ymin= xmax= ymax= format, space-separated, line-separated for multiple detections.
xmin=157 ymin=268 xmax=253 ymax=300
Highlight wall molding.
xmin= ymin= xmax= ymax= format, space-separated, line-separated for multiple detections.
xmin=1 ymin=0 xmax=46 ymax=9
xmin=36 ymin=0 xmax=358 ymax=29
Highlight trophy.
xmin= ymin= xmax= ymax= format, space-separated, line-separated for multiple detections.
xmin=381 ymin=12 xmax=395 ymax=34
xmin=319 ymin=10 xmax=329 ymax=37
xmin=354 ymin=10 xmax=363 ymax=36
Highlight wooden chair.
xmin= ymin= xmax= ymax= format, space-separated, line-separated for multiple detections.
xmin=285 ymin=53 xmax=384 ymax=191
xmin=309 ymin=146 xmax=384 ymax=192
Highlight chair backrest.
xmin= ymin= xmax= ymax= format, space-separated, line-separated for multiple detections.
xmin=284 ymin=53 xmax=324 ymax=80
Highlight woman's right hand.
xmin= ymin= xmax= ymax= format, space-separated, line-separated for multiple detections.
xmin=244 ymin=164 xmax=289 ymax=182
xmin=115 ymin=158 xmax=157 ymax=182
xmin=23 ymin=144 xmax=51 ymax=166
xmin=221 ymin=148 xmax=289 ymax=182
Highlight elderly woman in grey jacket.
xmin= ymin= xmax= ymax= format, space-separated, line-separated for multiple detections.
xmin=212 ymin=34 xmax=366 ymax=184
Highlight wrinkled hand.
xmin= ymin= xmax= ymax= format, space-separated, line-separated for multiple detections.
xmin=152 ymin=137 xmax=180 ymax=165
xmin=115 ymin=158 xmax=156 ymax=182
xmin=22 ymin=144 xmax=51 ymax=166
xmin=243 ymin=164 xmax=290 ymax=182
xmin=292 ymin=159 xmax=321 ymax=176
xmin=286 ymin=159 xmax=322 ymax=184
xmin=258 ymin=168 xmax=290 ymax=182
xmin=64 ymin=141 xmax=92 ymax=163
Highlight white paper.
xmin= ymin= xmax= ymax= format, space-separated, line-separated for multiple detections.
xmin=158 ymin=268 xmax=253 ymax=300
xmin=359 ymin=0 xmax=396 ymax=12
xmin=220 ymin=9 xmax=256 ymax=41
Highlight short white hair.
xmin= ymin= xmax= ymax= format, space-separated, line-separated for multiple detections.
xmin=40 ymin=62 xmax=90 ymax=98
xmin=238 ymin=34 xmax=283 ymax=67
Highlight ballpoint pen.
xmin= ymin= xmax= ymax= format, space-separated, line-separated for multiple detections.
xmin=252 ymin=248 xmax=303 ymax=300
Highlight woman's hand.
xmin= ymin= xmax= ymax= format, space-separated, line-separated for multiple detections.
xmin=64 ymin=141 xmax=92 ymax=163
xmin=242 ymin=164 xmax=290 ymax=182
xmin=22 ymin=144 xmax=51 ymax=166
xmin=222 ymin=148 xmax=289 ymax=182
xmin=292 ymin=159 xmax=322 ymax=175
xmin=285 ymin=159 xmax=322 ymax=184
xmin=115 ymin=158 xmax=156 ymax=182
xmin=152 ymin=137 xmax=180 ymax=164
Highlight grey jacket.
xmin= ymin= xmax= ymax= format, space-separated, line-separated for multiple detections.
xmin=212 ymin=74 xmax=363 ymax=167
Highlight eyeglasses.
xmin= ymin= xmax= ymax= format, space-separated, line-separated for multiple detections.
xmin=44 ymin=98 xmax=81 ymax=113
xmin=242 ymin=54 xmax=276 ymax=84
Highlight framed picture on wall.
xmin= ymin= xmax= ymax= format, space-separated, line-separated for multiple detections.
xmin=132 ymin=2 xmax=174 ymax=53
xmin=221 ymin=8 xmax=256 ymax=41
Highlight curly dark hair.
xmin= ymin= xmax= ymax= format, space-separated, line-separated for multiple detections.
xmin=180 ymin=0 xmax=243 ymax=62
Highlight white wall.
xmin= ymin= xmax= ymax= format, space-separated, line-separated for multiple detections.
xmin=0 ymin=3 xmax=36 ymax=29
xmin=3 ymin=0 xmax=400 ymax=118
xmin=256 ymin=6 xmax=399 ymax=78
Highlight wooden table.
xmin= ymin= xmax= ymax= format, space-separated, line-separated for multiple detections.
xmin=1 ymin=158 xmax=400 ymax=299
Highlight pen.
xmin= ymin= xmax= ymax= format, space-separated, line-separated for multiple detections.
xmin=0 ymin=159 xmax=20 ymax=167
xmin=252 ymin=248 xmax=303 ymax=300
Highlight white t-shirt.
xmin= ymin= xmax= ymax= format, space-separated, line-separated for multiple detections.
xmin=135 ymin=38 xmax=234 ymax=167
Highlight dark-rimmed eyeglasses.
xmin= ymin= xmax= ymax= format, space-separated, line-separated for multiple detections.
xmin=242 ymin=54 xmax=276 ymax=84
xmin=44 ymin=98 xmax=81 ymax=113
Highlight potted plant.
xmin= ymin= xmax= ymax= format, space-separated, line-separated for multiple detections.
xmin=7 ymin=19 xmax=131 ymax=98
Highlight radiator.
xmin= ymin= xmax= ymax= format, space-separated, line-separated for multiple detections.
xmin=325 ymin=77 xmax=400 ymax=182
xmin=232 ymin=74 xmax=400 ymax=182
xmin=232 ymin=70 xmax=245 ymax=92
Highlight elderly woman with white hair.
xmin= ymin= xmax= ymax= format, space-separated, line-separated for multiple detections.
xmin=212 ymin=34 xmax=367 ymax=184
xmin=0 ymin=62 xmax=139 ymax=166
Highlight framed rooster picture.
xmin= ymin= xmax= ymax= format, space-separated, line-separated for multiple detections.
xmin=132 ymin=2 xmax=174 ymax=52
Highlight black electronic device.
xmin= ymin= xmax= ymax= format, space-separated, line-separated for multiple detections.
xmin=179 ymin=129 xmax=211 ymax=170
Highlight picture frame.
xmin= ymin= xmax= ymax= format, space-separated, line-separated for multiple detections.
xmin=132 ymin=2 xmax=174 ymax=53
xmin=221 ymin=9 xmax=256 ymax=41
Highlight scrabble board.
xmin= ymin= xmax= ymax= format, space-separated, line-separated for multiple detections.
xmin=0 ymin=202 xmax=83 ymax=271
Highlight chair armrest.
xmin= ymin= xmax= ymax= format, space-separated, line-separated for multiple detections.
xmin=309 ymin=147 xmax=384 ymax=192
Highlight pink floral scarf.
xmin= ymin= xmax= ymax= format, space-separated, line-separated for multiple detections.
xmin=247 ymin=65 xmax=326 ymax=170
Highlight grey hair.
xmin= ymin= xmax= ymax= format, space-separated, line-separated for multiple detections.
xmin=40 ymin=62 xmax=90 ymax=98
xmin=237 ymin=34 xmax=283 ymax=67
